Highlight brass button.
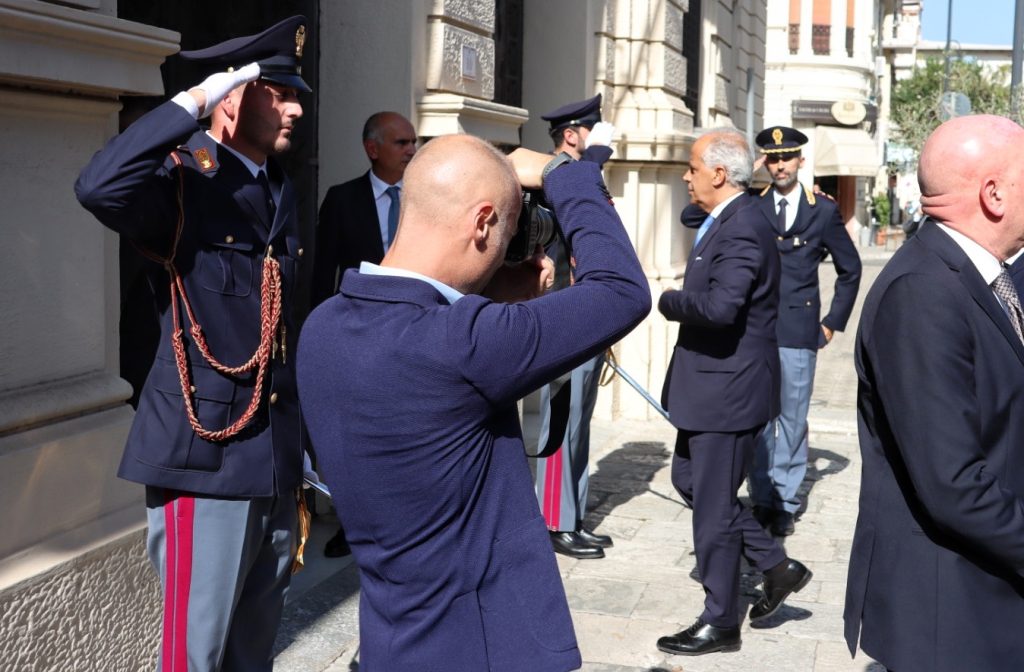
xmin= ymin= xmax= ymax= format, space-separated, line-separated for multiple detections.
xmin=298 ymin=247 xmax=304 ymax=257
xmin=806 ymin=300 xmax=812 ymax=306
xmin=190 ymin=385 xmax=196 ymax=394
xmin=225 ymin=235 xmax=234 ymax=244
xmin=777 ymin=236 xmax=783 ymax=241
xmin=267 ymin=244 xmax=274 ymax=256
xmin=269 ymin=392 xmax=279 ymax=404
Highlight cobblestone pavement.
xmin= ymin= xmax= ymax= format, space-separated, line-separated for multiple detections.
xmin=274 ymin=244 xmax=896 ymax=671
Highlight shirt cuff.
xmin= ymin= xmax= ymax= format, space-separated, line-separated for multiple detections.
xmin=171 ymin=91 xmax=200 ymax=119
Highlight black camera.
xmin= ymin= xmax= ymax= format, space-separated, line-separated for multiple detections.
xmin=505 ymin=188 xmax=559 ymax=263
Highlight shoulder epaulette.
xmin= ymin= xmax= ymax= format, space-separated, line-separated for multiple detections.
xmin=803 ymin=184 xmax=816 ymax=206
xmin=759 ymin=184 xmax=772 ymax=197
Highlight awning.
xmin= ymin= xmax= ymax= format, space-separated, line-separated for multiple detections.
xmin=814 ymin=126 xmax=880 ymax=177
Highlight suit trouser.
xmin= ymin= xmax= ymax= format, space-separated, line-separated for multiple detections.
xmin=751 ymin=346 xmax=817 ymax=513
xmin=672 ymin=427 xmax=787 ymax=628
xmin=532 ymin=353 xmax=603 ymax=532
xmin=145 ymin=488 xmax=296 ymax=672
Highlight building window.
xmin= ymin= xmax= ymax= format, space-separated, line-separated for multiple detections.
xmin=812 ymin=0 xmax=830 ymax=55
xmin=812 ymin=24 xmax=831 ymax=55
xmin=789 ymin=0 xmax=801 ymax=54
xmin=682 ymin=0 xmax=702 ymax=125
xmin=846 ymin=0 xmax=855 ymax=57
xmin=494 ymin=0 xmax=524 ymax=108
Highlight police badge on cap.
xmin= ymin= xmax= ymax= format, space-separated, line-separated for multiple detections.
xmin=179 ymin=16 xmax=312 ymax=93
xmin=755 ymin=126 xmax=808 ymax=154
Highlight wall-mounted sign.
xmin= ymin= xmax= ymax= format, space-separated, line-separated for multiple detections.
xmin=792 ymin=99 xmax=877 ymax=125
xmin=461 ymin=45 xmax=478 ymax=80
xmin=831 ymin=99 xmax=867 ymax=125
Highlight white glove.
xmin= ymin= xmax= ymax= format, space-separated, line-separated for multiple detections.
xmin=585 ymin=121 xmax=616 ymax=148
xmin=193 ymin=62 xmax=261 ymax=118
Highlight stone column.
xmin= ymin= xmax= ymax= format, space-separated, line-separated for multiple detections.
xmin=0 ymin=1 xmax=176 ymax=667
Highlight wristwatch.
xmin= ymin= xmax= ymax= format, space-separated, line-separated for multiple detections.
xmin=542 ymin=151 xmax=574 ymax=182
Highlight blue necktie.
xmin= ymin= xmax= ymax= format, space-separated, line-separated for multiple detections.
xmin=694 ymin=214 xmax=715 ymax=245
xmin=385 ymin=185 xmax=401 ymax=246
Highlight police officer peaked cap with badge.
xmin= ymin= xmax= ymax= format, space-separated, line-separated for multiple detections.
xmin=755 ymin=126 xmax=808 ymax=155
xmin=542 ymin=93 xmax=603 ymax=134
xmin=179 ymin=15 xmax=312 ymax=93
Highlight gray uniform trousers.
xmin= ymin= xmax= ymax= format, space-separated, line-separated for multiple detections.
xmin=145 ymin=488 xmax=296 ymax=671
xmin=531 ymin=352 xmax=604 ymax=532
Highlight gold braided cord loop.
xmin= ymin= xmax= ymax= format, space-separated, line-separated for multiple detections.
xmin=140 ymin=151 xmax=282 ymax=443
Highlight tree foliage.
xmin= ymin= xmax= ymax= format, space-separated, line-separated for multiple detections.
xmin=890 ymin=57 xmax=1011 ymax=157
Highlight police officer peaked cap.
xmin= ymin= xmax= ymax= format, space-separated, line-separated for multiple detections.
xmin=541 ymin=94 xmax=603 ymax=133
xmin=755 ymin=126 xmax=808 ymax=154
xmin=179 ymin=15 xmax=312 ymax=93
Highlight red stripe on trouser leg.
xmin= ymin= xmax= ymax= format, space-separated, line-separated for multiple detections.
xmin=162 ymin=500 xmax=176 ymax=671
xmin=543 ymin=445 xmax=564 ymax=529
xmin=162 ymin=495 xmax=195 ymax=672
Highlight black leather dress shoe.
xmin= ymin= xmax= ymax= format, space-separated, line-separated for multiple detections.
xmin=749 ymin=559 xmax=812 ymax=622
xmin=576 ymin=527 xmax=613 ymax=548
xmin=771 ymin=511 xmax=796 ymax=537
xmin=324 ymin=529 xmax=351 ymax=558
xmin=657 ymin=618 xmax=741 ymax=655
xmin=752 ymin=505 xmax=775 ymax=529
xmin=550 ymin=531 xmax=605 ymax=559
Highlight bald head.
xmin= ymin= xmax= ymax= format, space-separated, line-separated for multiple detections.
xmin=402 ymin=134 xmax=521 ymax=234
xmin=384 ymin=134 xmax=523 ymax=292
xmin=918 ymin=115 xmax=1024 ymax=258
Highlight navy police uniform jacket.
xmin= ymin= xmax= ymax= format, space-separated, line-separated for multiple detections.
xmin=758 ymin=184 xmax=861 ymax=348
xmin=661 ymin=194 xmax=781 ymax=432
xmin=75 ymin=100 xmax=303 ymax=497
xmin=297 ymin=161 xmax=651 ymax=671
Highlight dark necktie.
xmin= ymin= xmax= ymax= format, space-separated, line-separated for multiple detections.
xmin=385 ymin=185 xmax=401 ymax=246
xmin=777 ymin=197 xmax=788 ymax=231
xmin=992 ymin=267 xmax=1024 ymax=345
xmin=257 ymin=170 xmax=276 ymax=224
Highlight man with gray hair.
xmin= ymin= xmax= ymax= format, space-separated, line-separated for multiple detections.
xmin=657 ymin=129 xmax=812 ymax=656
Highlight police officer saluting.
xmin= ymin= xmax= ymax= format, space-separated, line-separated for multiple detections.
xmin=531 ymin=94 xmax=619 ymax=559
xmin=748 ymin=126 xmax=862 ymax=537
xmin=76 ymin=16 xmax=311 ymax=670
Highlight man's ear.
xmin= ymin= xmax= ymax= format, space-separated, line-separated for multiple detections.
xmin=980 ymin=177 xmax=1005 ymax=219
xmin=712 ymin=166 xmax=728 ymax=188
xmin=473 ymin=203 xmax=497 ymax=245
xmin=364 ymin=139 xmax=379 ymax=161
xmin=562 ymin=127 xmax=578 ymax=150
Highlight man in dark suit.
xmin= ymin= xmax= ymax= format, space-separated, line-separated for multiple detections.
xmin=311 ymin=111 xmax=417 ymax=306
xmin=297 ymin=135 xmax=651 ymax=671
xmin=75 ymin=17 xmax=310 ymax=669
xmin=311 ymin=110 xmax=418 ymax=557
xmin=657 ymin=129 xmax=811 ymax=657
xmin=749 ymin=126 xmax=862 ymax=536
xmin=844 ymin=115 xmax=1024 ymax=672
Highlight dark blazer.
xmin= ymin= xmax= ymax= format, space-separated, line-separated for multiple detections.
xmin=311 ymin=171 xmax=383 ymax=307
xmin=844 ymin=221 xmax=1024 ymax=672
xmin=757 ymin=184 xmax=861 ymax=348
xmin=75 ymin=100 xmax=304 ymax=497
xmin=660 ymin=193 xmax=781 ymax=432
xmin=297 ymin=161 xmax=651 ymax=671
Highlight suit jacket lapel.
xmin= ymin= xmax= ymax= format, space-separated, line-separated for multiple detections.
xmin=360 ymin=172 xmax=386 ymax=260
xmin=759 ymin=190 xmax=782 ymax=235
xmin=690 ymin=193 xmax=744 ymax=262
xmin=920 ymin=222 xmax=1024 ymax=364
